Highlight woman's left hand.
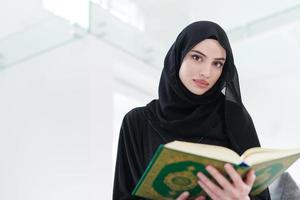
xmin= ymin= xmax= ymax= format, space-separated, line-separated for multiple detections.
xmin=197 ymin=163 xmax=256 ymax=200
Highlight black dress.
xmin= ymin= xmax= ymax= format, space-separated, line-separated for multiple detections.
xmin=112 ymin=104 xmax=271 ymax=200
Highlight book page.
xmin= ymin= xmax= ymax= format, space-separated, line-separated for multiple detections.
xmin=241 ymin=147 xmax=279 ymax=160
xmin=165 ymin=141 xmax=241 ymax=164
xmin=243 ymin=148 xmax=300 ymax=166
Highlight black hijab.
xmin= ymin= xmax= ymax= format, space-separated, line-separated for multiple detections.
xmin=146 ymin=21 xmax=261 ymax=155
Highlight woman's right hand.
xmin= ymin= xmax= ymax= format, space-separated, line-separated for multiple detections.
xmin=176 ymin=191 xmax=206 ymax=200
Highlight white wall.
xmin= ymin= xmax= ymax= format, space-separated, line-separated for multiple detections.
xmin=0 ymin=32 xmax=160 ymax=200
xmin=0 ymin=35 xmax=115 ymax=200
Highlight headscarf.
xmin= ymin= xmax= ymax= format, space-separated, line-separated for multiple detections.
xmin=146 ymin=21 xmax=260 ymax=155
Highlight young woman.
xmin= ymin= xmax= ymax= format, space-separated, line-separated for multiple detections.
xmin=113 ymin=21 xmax=271 ymax=200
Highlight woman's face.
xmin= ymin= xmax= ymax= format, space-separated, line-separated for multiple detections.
xmin=179 ymin=39 xmax=226 ymax=95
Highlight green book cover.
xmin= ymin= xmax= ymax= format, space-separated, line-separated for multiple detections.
xmin=132 ymin=141 xmax=300 ymax=200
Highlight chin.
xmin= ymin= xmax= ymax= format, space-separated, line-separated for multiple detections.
xmin=191 ymin=89 xmax=206 ymax=95
xmin=195 ymin=92 xmax=206 ymax=95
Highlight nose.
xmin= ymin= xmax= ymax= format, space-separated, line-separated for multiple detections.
xmin=199 ymin=63 xmax=211 ymax=78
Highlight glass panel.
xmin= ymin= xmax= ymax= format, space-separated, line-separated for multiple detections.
xmin=0 ymin=0 xmax=88 ymax=70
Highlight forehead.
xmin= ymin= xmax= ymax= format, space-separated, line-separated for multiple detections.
xmin=191 ymin=39 xmax=226 ymax=56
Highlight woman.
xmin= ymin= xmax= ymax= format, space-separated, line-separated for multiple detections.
xmin=113 ymin=21 xmax=271 ymax=200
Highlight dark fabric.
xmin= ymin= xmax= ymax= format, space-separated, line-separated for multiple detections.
xmin=113 ymin=21 xmax=271 ymax=199
xmin=112 ymin=107 xmax=270 ymax=200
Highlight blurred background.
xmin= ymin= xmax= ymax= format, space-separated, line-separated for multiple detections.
xmin=0 ymin=0 xmax=300 ymax=199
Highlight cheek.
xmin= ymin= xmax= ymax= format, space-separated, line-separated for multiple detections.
xmin=212 ymin=70 xmax=223 ymax=83
xmin=179 ymin=64 xmax=190 ymax=80
xmin=180 ymin=70 xmax=194 ymax=85
xmin=181 ymin=63 xmax=197 ymax=77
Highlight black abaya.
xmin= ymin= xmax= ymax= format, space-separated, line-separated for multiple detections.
xmin=113 ymin=106 xmax=271 ymax=199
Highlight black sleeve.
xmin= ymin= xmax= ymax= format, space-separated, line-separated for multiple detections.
xmin=250 ymin=188 xmax=271 ymax=200
xmin=112 ymin=112 xmax=146 ymax=200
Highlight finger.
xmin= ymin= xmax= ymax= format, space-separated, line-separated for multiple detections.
xmin=198 ymin=179 xmax=220 ymax=200
xmin=224 ymin=163 xmax=244 ymax=186
xmin=195 ymin=195 xmax=206 ymax=200
xmin=176 ymin=191 xmax=189 ymax=200
xmin=205 ymin=165 xmax=233 ymax=191
xmin=245 ymin=169 xmax=256 ymax=187
xmin=197 ymin=172 xmax=223 ymax=199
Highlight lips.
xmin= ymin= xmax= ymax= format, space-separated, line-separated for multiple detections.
xmin=193 ymin=79 xmax=209 ymax=88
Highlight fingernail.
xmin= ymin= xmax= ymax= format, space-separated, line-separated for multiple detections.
xmin=205 ymin=165 xmax=211 ymax=170
xmin=224 ymin=163 xmax=231 ymax=168
xmin=197 ymin=172 xmax=203 ymax=178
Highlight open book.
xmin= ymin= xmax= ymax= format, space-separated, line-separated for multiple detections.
xmin=132 ymin=141 xmax=300 ymax=200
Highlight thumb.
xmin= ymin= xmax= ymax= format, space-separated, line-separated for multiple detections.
xmin=176 ymin=191 xmax=190 ymax=200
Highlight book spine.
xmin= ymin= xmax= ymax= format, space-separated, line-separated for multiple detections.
xmin=131 ymin=144 xmax=164 ymax=195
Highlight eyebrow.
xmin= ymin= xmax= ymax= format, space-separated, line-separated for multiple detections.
xmin=190 ymin=50 xmax=226 ymax=61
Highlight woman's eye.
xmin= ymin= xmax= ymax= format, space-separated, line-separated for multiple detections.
xmin=191 ymin=55 xmax=202 ymax=61
xmin=214 ymin=62 xmax=224 ymax=68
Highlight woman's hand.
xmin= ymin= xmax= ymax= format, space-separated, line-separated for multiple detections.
xmin=197 ymin=163 xmax=256 ymax=200
xmin=176 ymin=191 xmax=205 ymax=200
xmin=176 ymin=163 xmax=256 ymax=200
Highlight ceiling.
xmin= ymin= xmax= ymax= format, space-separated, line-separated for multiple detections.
xmin=1 ymin=0 xmax=300 ymax=75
